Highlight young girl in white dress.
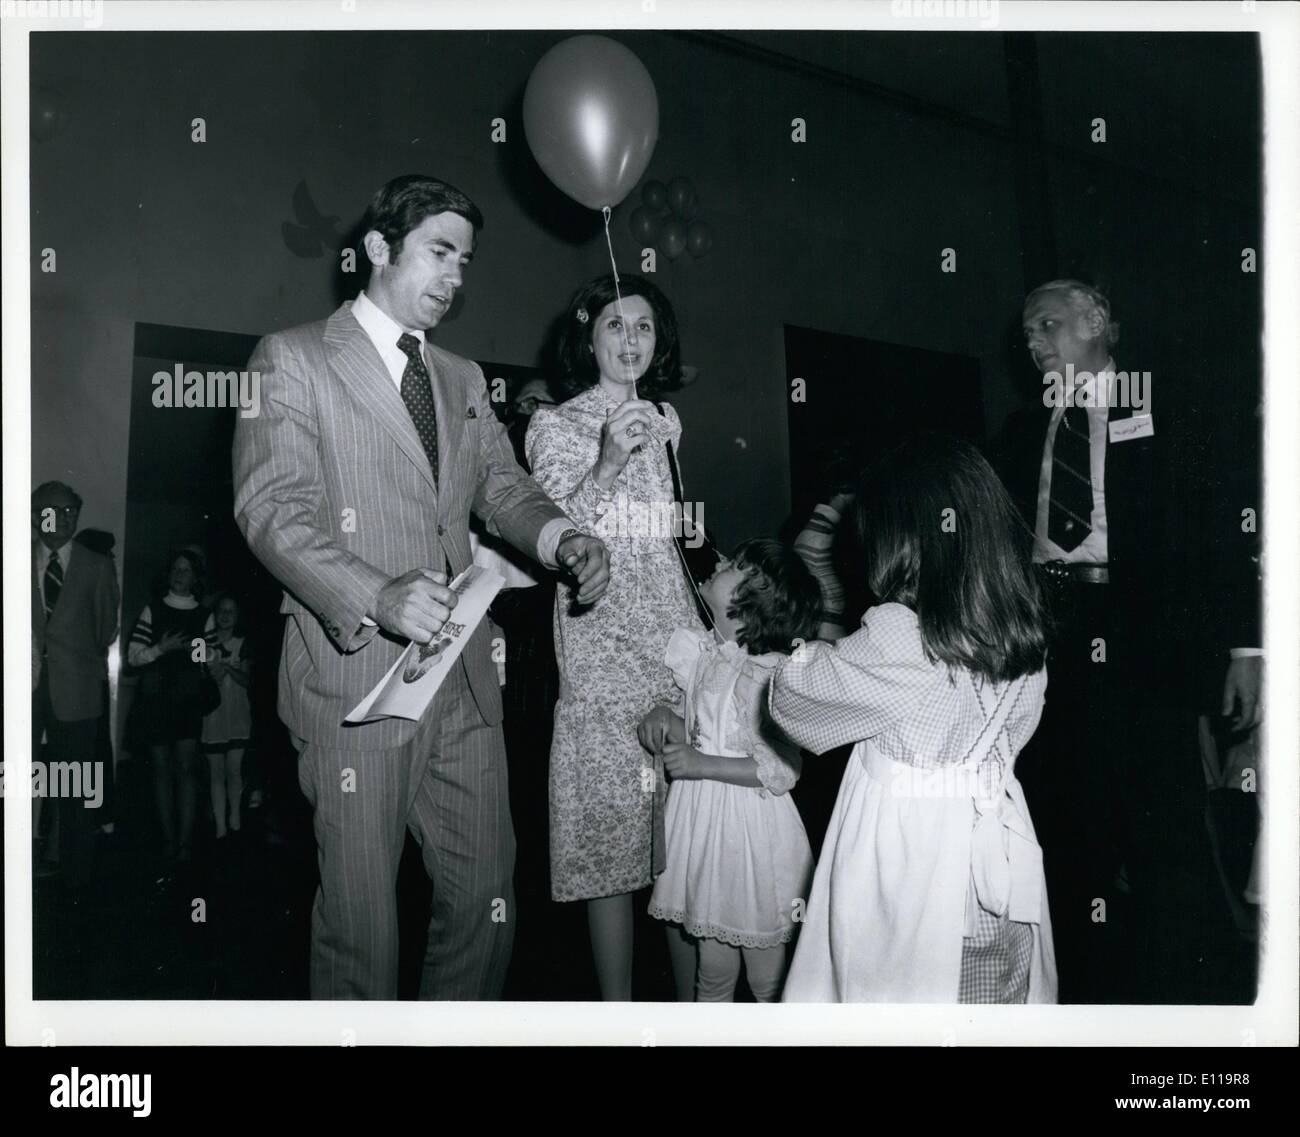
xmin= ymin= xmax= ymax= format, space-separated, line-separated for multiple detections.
xmin=201 ymin=593 xmax=252 ymax=841
xmin=770 ymin=435 xmax=1058 ymax=1003
xmin=638 ymin=539 xmax=822 ymax=1002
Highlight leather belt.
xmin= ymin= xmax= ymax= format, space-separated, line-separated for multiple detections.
xmin=1036 ymin=560 xmax=1110 ymax=585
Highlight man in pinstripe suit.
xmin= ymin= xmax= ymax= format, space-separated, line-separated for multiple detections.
xmin=234 ymin=175 xmax=610 ymax=1000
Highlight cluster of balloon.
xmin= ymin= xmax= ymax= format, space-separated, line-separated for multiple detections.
xmin=629 ymin=178 xmax=713 ymax=261
xmin=522 ymin=35 xmax=659 ymax=212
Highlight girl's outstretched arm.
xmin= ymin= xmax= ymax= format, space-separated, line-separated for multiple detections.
xmin=768 ymin=603 xmax=936 ymax=754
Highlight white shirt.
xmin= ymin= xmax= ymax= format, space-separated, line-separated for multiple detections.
xmin=35 ymin=540 xmax=72 ymax=589
xmin=349 ymin=290 xmax=573 ymax=581
xmin=1032 ymin=360 xmax=1113 ymax=565
xmin=1030 ymin=361 xmax=1260 ymax=656
xmin=351 ymin=289 xmax=426 ymax=393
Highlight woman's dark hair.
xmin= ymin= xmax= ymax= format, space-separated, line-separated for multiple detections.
xmin=152 ymin=548 xmax=205 ymax=608
xmin=361 ymin=174 xmax=484 ymax=263
xmin=553 ymin=274 xmax=682 ymax=400
xmin=728 ymin=538 xmax=823 ymax=656
xmin=855 ymin=433 xmax=1047 ymax=682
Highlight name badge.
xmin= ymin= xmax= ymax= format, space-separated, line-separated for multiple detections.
xmin=1109 ymin=413 xmax=1154 ymax=442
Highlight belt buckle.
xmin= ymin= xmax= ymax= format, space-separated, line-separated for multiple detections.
xmin=1042 ymin=560 xmax=1070 ymax=583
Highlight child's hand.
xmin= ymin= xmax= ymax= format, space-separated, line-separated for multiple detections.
xmin=662 ymin=742 xmax=707 ymax=781
xmin=638 ymin=706 xmax=685 ymax=753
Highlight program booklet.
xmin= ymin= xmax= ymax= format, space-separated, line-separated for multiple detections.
xmin=344 ymin=565 xmax=505 ymax=724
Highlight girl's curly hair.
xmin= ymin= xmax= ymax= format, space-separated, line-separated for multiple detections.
xmin=728 ymin=538 xmax=823 ymax=655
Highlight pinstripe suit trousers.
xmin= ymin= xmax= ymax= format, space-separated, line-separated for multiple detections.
xmin=297 ymin=660 xmax=516 ymax=1000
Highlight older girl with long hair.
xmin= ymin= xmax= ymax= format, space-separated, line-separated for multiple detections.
xmin=771 ymin=434 xmax=1057 ymax=1002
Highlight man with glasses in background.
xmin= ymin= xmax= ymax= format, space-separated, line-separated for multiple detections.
xmin=31 ymin=481 xmax=120 ymax=885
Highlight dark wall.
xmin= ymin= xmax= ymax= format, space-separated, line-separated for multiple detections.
xmin=31 ymin=30 xmax=1261 ymax=568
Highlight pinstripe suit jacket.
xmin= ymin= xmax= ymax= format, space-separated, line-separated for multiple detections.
xmin=233 ymin=302 xmax=568 ymax=752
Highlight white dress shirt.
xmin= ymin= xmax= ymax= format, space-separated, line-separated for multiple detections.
xmin=349 ymin=291 xmax=573 ymax=587
xmin=35 ymin=541 xmax=72 ymax=614
xmin=35 ymin=540 xmax=72 ymax=583
xmin=351 ymin=289 xmax=427 ymax=392
xmin=1030 ymin=360 xmax=1259 ymax=656
xmin=1032 ymin=360 xmax=1113 ymax=565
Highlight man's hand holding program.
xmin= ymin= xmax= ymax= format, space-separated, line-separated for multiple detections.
xmin=370 ymin=568 xmax=457 ymax=644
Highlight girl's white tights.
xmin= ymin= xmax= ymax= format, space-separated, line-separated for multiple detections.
xmin=696 ymin=938 xmax=786 ymax=1002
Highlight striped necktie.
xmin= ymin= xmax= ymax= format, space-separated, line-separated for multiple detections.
xmin=397 ymin=333 xmax=439 ymax=488
xmin=1047 ymin=407 xmax=1094 ymax=552
xmin=43 ymin=550 xmax=64 ymax=617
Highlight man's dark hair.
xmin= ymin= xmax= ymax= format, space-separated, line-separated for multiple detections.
xmin=32 ymin=481 xmax=82 ymax=511
xmin=855 ymin=433 xmax=1048 ymax=683
xmin=728 ymin=538 xmax=823 ymax=656
xmin=361 ymin=174 xmax=484 ymax=263
xmin=553 ymin=274 xmax=682 ymax=400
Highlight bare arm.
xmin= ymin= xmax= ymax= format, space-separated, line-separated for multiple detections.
xmin=660 ymin=743 xmax=763 ymax=788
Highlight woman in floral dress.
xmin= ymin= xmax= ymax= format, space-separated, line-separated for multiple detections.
xmin=526 ymin=274 xmax=704 ymax=1000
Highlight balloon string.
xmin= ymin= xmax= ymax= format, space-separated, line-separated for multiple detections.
xmin=602 ymin=206 xmax=637 ymax=400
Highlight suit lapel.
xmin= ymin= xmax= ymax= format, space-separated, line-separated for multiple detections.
xmin=426 ymin=342 xmax=465 ymax=519
xmin=324 ymin=304 xmax=438 ymax=494
xmin=32 ymin=542 xmax=47 ymax=630
xmin=1102 ymin=368 xmax=1153 ymax=568
xmin=36 ymin=542 xmax=78 ymax=630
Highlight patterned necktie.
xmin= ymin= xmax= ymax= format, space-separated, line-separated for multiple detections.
xmin=397 ymin=333 xmax=438 ymax=487
xmin=43 ymin=550 xmax=64 ymax=617
xmin=1048 ymin=407 xmax=1094 ymax=552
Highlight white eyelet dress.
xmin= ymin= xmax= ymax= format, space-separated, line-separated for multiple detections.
xmin=648 ymin=629 xmax=815 ymax=948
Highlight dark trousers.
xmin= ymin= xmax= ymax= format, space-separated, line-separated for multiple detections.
xmin=1017 ymin=578 xmax=1145 ymax=1002
xmin=32 ymin=672 xmax=104 ymax=887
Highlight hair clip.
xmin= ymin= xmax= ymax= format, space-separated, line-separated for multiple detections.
xmin=575 ymin=307 xmax=589 ymax=324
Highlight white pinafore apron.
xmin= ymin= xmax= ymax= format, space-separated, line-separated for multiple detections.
xmin=783 ymin=674 xmax=1057 ymax=1003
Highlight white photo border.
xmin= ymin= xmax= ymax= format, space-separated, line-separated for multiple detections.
xmin=4 ymin=0 xmax=1296 ymax=1047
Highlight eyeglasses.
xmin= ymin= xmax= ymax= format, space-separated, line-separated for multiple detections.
xmin=34 ymin=505 xmax=79 ymax=518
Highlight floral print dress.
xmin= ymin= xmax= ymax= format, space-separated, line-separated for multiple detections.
xmin=526 ymin=385 xmax=704 ymax=902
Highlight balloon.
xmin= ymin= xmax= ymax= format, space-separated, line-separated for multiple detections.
xmin=629 ymin=206 xmax=663 ymax=245
xmin=686 ymin=220 xmax=713 ymax=258
xmin=659 ymin=219 xmax=687 ymax=260
xmin=667 ymin=176 xmax=698 ymax=221
xmin=523 ymin=35 xmax=659 ymax=211
xmin=642 ymin=180 xmax=669 ymax=211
